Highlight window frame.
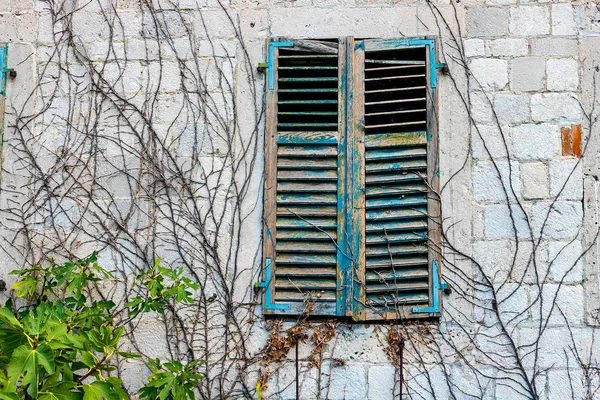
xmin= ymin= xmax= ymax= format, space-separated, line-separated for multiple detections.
xmin=261 ymin=37 xmax=442 ymax=321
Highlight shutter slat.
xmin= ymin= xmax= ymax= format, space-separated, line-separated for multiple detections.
xmin=365 ymin=131 xmax=427 ymax=148
xmin=278 ymin=182 xmax=337 ymax=193
xmin=277 ymin=217 xmax=337 ymax=229
xmin=366 ymin=232 xmax=427 ymax=245
xmin=365 ymin=219 xmax=427 ymax=233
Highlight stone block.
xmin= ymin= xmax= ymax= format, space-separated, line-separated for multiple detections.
xmin=546 ymin=58 xmax=579 ymax=92
xmin=578 ymin=3 xmax=600 ymax=35
xmin=552 ymin=4 xmax=576 ymax=36
xmin=269 ymin=7 xmax=418 ymax=39
xmin=473 ymin=240 xmax=512 ymax=282
xmin=472 ymin=124 xmax=511 ymax=161
xmin=473 ymin=161 xmax=521 ymax=203
xmin=521 ymin=162 xmax=549 ymax=200
xmin=531 ymin=93 xmax=581 ymax=123
xmin=531 ymin=201 xmax=583 ymax=239
xmin=497 ymin=282 xmax=529 ymax=318
xmin=469 ymin=58 xmax=508 ymax=91
xmin=494 ymin=93 xmax=530 ymax=125
xmin=484 ymin=203 xmax=530 ymax=239
xmin=548 ymin=370 xmax=584 ymax=400
xmin=466 ymin=7 xmax=508 ymax=38
xmin=531 ymin=37 xmax=577 ymax=57
xmin=509 ymin=6 xmax=550 ymax=36
xmin=548 ymin=240 xmax=584 ymax=284
xmin=470 ymin=92 xmax=493 ymax=124
xmin=510 ymin=57 xmax=545 ymax=92
xmin=512 ymin=124 xmax=560 ymax=160
xmin=328 ymin=365 xmax=367 ymax=400
xmin=464 ymin=39 xmax=485 ymax=58
xmin=367 ymin=365 xmax=397 ymax=400
xmin=549 ymin=159 xmax=583 ymax=201
xmin=487 ymin=38 xmax=528 ymax=57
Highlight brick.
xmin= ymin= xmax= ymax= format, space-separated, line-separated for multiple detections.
xmin=487 ymin=38 xmax=528 ymax=57
xmin=531 ymin=93 xmax=581 ymax=123
xmin=464 ymin=39 xmax=485 ymax=58
xmin=509 ymin=6 xmax=550 ymax=36
xmin=466 ymin=7 xmax=508 ymax=38
xmin=493 ymin=93 xmax=530 ymax=125
xmin=521 ymin=162 xmax=549 ymax=200
xmin=548 ymin=241 xmax=584 ymax=284
xmin=552 ymin=4 xmax=576 ymax=36
xmin=531 ymin=201 xmax=583 ymax=239
xmin=531 ymin=37 xmax=577 ymax=57
xmin=546 ymin=58 xmax=579 ymax=92
xmin=469 ymin=58 xmax=508 ymax=90
xmin=510 ymin=57 xmax=545 ymax=92
xmin=512 ymin=124 xmax=560 ymax=160
xmin=473 ymin=161 xmax=521 ymax=203
xmin=549 ymin=158 xmax=583 ymax=201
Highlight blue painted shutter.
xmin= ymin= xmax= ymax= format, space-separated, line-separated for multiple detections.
xmin=354 ymin=39 xmax=439 ymax=320
xmin=262 ymin=38 xmax=441 ymax=320
xmin=262 ymin=39 xmax=348 ymax=316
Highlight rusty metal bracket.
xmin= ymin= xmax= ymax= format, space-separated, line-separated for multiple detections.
xmin=412 ymin=261 xmax=448 ymax=314
xmin=261 ymin=41 xmax=294 ymax=90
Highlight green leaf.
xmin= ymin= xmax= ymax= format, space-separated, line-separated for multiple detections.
xmin=7 ymin=343 xmax=55 ymax=398
xmin=0 ymin=308 xmax=22 ymax=329
xmin=0 ymin=392 xmax=19 ymax=400
xmin=82 ymin=380 xmax=126 ymax=400
xmin=11 ymin=277 xmax=38 ymax=298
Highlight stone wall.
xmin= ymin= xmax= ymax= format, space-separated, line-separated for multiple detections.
xmin=1 ymin=0 xmax=600 ymax=399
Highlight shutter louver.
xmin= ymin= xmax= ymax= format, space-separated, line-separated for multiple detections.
xmin=361 ymin=46 xmax=431 ymax=319
xmin=263 ymin=40 xmax=344 ymax=316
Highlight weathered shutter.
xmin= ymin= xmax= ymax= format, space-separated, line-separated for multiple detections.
xmin=262 ymin=39 xmax=349 ymax=316
xmin=353 ymin=39 xmax=441 ymax=320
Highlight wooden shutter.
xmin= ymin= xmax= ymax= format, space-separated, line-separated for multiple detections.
xmin=262 ymin=37 xmax=441 ymax=320
xmin=353 ymin=39 xmax=441 ymax=320
xmin=262 ymin=39 xmax=349 ymax=316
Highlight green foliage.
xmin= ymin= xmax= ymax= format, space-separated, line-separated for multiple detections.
xmin=0 ymin=253 xmax=203 ymax=399
xmin=138 ymin=359 xmax=204 ymax=400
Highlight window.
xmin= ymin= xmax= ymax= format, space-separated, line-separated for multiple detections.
xmin=261 ymin=37 xmax=442 ymax=321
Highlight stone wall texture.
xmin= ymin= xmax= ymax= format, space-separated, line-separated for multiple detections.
xmin=1 ymin=0 xmax=600 ymax=399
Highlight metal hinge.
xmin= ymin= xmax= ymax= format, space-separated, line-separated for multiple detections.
xmin=412 ymin=261 xmax=448 ymax=314
xmin=259 ymin=41 xmax=294 ymax=90
xmin=257 ymin=257 xmax=291 ymax=311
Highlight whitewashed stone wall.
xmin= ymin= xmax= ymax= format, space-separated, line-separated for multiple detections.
xmin=1 ymin=0 xmax=600 ymax=399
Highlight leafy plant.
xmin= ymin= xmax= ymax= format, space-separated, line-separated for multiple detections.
xmin=0 ymin=253 xmax=202 ymax=399
xmin=138 ymin=359 xmax=204 ymax=400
